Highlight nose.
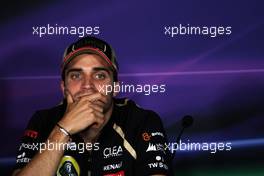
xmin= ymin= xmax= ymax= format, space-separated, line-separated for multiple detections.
xmin=81 ymin=75 xmax=93 ymax=89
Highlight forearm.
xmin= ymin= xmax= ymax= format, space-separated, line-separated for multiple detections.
xmin=15 ymin=126 xmax=69 ymax=176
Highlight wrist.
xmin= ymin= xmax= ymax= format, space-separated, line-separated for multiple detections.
xmin=56 ymin=123 xmax=72 ymax=137
xmin=47 ymin=126 xmax=71 ymax=146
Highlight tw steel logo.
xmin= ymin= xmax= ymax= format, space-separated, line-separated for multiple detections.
xmin=24 ymin=130 xmax=38 ymax=139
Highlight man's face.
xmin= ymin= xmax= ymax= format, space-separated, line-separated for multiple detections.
xmin=61 ymin=53 xmax=115 ymax=113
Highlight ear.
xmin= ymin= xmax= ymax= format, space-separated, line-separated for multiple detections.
xmin=60 ymin=80 xmax=66 ymax=97
xmin=113 ymin=81 xmax=120 ymax=97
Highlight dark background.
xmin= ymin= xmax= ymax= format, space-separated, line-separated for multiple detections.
xmin=1 ymin=0 xmax=264 ymax=175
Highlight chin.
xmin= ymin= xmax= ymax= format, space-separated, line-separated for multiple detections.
xmin=90 ymin=124 xmax=104 ymax=131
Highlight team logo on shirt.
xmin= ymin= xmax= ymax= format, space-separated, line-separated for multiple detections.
xmin=142 ymin=132 xmax=151 ymax=141
xmin=147 ymin=155 xmax=168 ymax=170
xmin=24 ymin=130 xmax=38 ymax=139
xmin=19 ymin=143 xmax=38 ymax=151
xmin=16 ymin=152 xmax=31 ymax=163
xmin=57 ymin=156 xmax=80 ymax=176
xmin=146 ymin=143 xmax=165 ymax=154
xmin=103 ymin=170 xmax=125 ymax=176
xmin=148 ymin=161 xmax=168 ymax=170
xmin=103 ymin=161 xmax=123 ymax=171
xmin=142 ymin=131 xmax=164 ymax=141
xmin=103 ymin=145 xmax=123 ymax=159
xmin=151 ymin=132 xmax=164 ymax=138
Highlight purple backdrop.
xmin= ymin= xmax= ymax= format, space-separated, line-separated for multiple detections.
xmin=1 ymin=0 xmax=264 ymax=175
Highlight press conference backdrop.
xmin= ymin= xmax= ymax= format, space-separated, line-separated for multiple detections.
xmin=1 ymin=0 xmax=264 ymax=175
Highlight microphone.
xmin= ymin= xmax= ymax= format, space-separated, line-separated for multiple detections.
xmin=176 ymin=115 xmax=193 ymax=143
xmin=171 ymin=115 xmax=194 ymax=158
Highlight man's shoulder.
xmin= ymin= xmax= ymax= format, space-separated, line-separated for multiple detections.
xmin=29 ymin=102 xmax=66 ymax=128
xmin=35 ymin=102 xmax=66 ymax=118
xmin=114 ymin=98 xmax=162 ymax=127
xmin=22 ymin=102 xmax=66 ymax=141
xmin=115 ymin=97 xmax=159 ymax=115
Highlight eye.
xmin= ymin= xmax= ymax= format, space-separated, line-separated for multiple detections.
xmin=94 ymin=72 xmax=106 ymax=80
xmin=69 ymin=72 xmax=82 ymax=80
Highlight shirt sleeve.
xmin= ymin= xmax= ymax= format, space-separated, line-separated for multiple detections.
xmin=136 ymin=110 xmax=173 ymax=176
xmin=14 ymin=111 xmax=44 ymax=170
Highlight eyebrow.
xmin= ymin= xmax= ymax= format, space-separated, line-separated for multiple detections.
xmin=92 ymin=67 xmax=112 ymax=74
xmin=65 ymin=67 xmax=112 ymax=76
xmin=65 ymin=68 xmax=83 ymax=76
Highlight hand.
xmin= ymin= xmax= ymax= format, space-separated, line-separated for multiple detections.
xmin=74 ymin=90 xmax=106 ymax=110
xmin=59 ymin=90 xmax=107 ymax=135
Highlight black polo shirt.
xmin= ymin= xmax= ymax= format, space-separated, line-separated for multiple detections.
xmin=15 ymin=98 xmax=173 ymax=176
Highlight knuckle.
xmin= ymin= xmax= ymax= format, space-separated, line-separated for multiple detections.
xmin=90 ymin=111 xmax=96 ymax=117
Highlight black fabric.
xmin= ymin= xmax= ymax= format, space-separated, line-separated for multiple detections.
xmin=14 ymin=98 xmax=173 ymax=176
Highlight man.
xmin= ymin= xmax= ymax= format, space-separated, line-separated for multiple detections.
xmin=13 ymin=36 xmax=173 ymax=176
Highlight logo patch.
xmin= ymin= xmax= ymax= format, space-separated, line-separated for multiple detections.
xmin=142 ymin=132 xmax=151 ymax=141
xmin=146 ymin=143 xmax=165 ymax=154
xmin=103 ymin=161 xmax=123 ymax=171
xmin=103 ymin=145 xmax=123 ymax=159
xmin=57 ymin=156 xmax=80 ymax=176
xmin=24 ymin=130 xmax=38 ymax=139
xmin=104 ymin=170 xmax=125 ymax=176
xmin=16 ymin=152 xmax=31 ymax=163
xmin=148 ymin=162 xmax=168 ymax=170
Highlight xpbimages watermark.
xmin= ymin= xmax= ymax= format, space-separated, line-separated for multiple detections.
xmin=165 ymin=140 xmax=232 ymax=154
xmin=32 ymin=24 xmax=100 ymax=37
xmin=19 ymin=141 xmax=99 ymax=154
xmin=98 ymin=82 xmax=166 ymax=95
xmin=18 ymin=140 xmax=232 ymax=155
xmin=164 ymin=24 xmax=232 ymax=38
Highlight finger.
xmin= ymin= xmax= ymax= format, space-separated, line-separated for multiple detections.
xmin=88 ymin=103 xmax=104 ymax=113
xmin=74 ymin=89 xmax=96 ymax=100
xmin=91 ymin=116 xmax=105 ymax=128
xmin=79 ymin=92 xmax=107 ymax=104
xmin=80 ymin=105 xmax=104 ymax=118
xmin=93 ymin=100 xmax=106 ymax=109
xmin=76 ymin=101 xmax=104 ymax=116
xmin=65 ymin=90 xmax=74 ymax=104
xmin=91 ymin=110 xmax=104 ymax=119
xmin=83 ymin=110 xmax=104 ymax=127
